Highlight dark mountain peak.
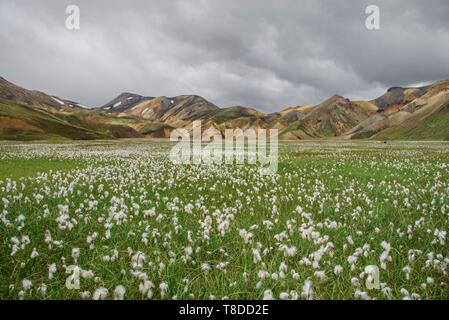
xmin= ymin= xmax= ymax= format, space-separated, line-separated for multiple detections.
xmin=117 ymin=92 xmax=143 ymax=99
xmin=374 ymin=85 xmax=429 ymax=111
xmin=101 ymin=92 xmax=155 ymax=112
xmin=387 ymin=86 xmax=404 ymax=92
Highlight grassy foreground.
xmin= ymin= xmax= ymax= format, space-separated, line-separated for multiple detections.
xmin=0 ymin=140 xmax=448 ymax=300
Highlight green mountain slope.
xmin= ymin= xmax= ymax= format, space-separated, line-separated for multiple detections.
xmin=374 ymin=102 xmax=449 ymax=140
xmin=0 ymin=100 xmax=108 ymax=140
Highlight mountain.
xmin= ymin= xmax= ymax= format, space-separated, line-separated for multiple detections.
xmin=0 ymin=100 xmax=107 ymax=140
xmin=372 ymin=85 xmax=429 ymax=113
xmin=345 ymin=80 xmax=449 ymax=140
xmin=100 ymin=93 xmax=219 ymax=127
xmin=278 ymin=95 xmax=377 ymax=139
xmin=101 ymin=92 xmax=153 ymax=113
xmin=0 ymin=78 xmax=146 ymax=140
xmin=0 ymin=75 xmax=448 ymax=141
xmin=0 ymin=77 xmax=86 ymax=112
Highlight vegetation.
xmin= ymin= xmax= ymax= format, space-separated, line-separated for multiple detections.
xmin=1 ymin=141 xmax=448 ymax=300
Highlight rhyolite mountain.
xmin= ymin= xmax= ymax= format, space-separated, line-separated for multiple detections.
xmin=0 ymin=76 xmax=448 ymax=140
xmin=0 ymin=76 xmax=86 ymax=112
xmin=102 ymin=94 xmax=219 ymax=127
xmin=346 ymin=80 xmax=449 ymax=140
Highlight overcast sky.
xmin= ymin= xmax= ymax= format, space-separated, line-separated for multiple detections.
xmin=1 ymin=0 xmax=448 ymax=111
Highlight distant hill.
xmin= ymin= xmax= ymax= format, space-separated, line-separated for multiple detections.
xmin=0 ymin=76 xmax=86 ymax=112
xmin=0 ymin=76 xmax=448 ymax=140
xmin=345 ymin=80 xmax=449 ymax=140
xmin=101 ymin=92 xmax=153 ymax=113
xmin=0 ymin=100 xmax=107 ymax=140
xmin=279 ymin=95 xmax=376 ymax=139
xmin=100 ymin=93 xmax=219 ymax=127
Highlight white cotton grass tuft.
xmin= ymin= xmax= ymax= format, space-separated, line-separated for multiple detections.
xmin=301 ymin=279 xmax=313 ymax=300
xmin=93 ymin=287 xmax=108 ymax=300
xmin=159 ymin=282 xmax=168 ymax=298
xmin=279 ymin=292 xmax=289 ymax=300
xmin=22 ymin=279 xmax=32 ymax=291
xmin=380 ymin=241 xmax=392 ymax=270
xmin=354 ymin=290 xmax=370 ymax=300
xmin=382 ymin=286 xmax=392 ymax=298
xmin=334 ymin=265 xmax=343 ymax=275
xmin=113 ymin=285 xmax=126 ymax=300
xmin=71 ymin=248 xmax=80 ymax=263
xmin=314 ymin=270 xmax=326 ymax=281
xmin=37 ymin=283 xmax=47 ymax=296
xmin=263 ymin=290 xmax=273 ymax=300
xmin=48 ymin=263 xmax=57 ymax=280
xmin=30 ymin=248 xmax=39 ymax=259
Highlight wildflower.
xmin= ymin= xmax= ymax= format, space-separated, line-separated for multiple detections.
xmin=37 ymin=283 xmax=47 ymax=296
xmin=380 ymin=241 xmax=392 ymax=270
xmin=279 ymin=292 xmax=289 ymax=300
xmin=184 ymin=246 xmax=193 ymax=256
xmin=71 ymin=248 xmax=80 ymax=263
xmin=258 ymin=270 xmax=268 ymax=280
xmin=351 ymin=277 xmax=360 ymax=287
xmin=301 ymin=279 xmax=313 ymax=300
xmin=93 ymin=287 xmax=108 ymax=300
xmin=239 ymin=229 xmax=253 ymax=244
xmin=159 ymin=282 xmax=168 ymax=298
xmin=30 ymin=248 xmax=39 ymax=259
xmin=402 ymin=266 xmax=411 ymax=280
xmin=334 ymin=265 xmax=343 ymax=275
xmin=314 ymin=271 xmax=326 ymax=281
xmin=354 ymin=290 xmax=370 ymax=300
xmin=139 ymin=280 xmax=154 ymax=299
xmin=114 ymin=285 xmax=126 ymax=300
xmin=201 ymin=263 xmax=211 ymax=272
xmin=400 ymin=288 xmax=410 ymax=299
xmin=22 ymin=279 xmax=32 ymax=291
xmin=48 ymin=263 xmax=57 ymax=280
xmin=290 ymin=290 xmax=299 ymax=300
xmin=263 ymin=290 xmax=273 ymax=300
xmin=411 ymin=293 xmax=421 ymax=300
xmin=252 ymin=249 xmax=262 ymax=263
xmin=382 ymin=286 xmax=392 ymax=298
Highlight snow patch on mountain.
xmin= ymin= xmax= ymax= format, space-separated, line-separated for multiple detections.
xmin=51 ymin=96 xmax=65 ymax=105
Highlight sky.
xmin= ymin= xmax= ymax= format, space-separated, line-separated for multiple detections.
xmin=0 ymin=0 xmax=448 ymax=111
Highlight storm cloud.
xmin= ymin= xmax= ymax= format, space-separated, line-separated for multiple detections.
xmin=1 ymin=0 xmax=448 ymax=111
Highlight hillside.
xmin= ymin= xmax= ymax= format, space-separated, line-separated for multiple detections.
xmin=346 ymin=80 xmax=449 ymax=140
xmin=373 ymin=85 xmax=449 ymax=140
xmin=101 ymin=92 xmax=154 ymax=113
xmin=1 ymin=76 xmax=448 ymax=141
xmin=0 ymin=100 xmax=107 ymax=140
xmin=0 ymin=77 xmax=85 ymax=112
xmin=101 ymin=94 xmax=219 ymax=127
xmin=279 ymin=95 xmax=376 ymax=139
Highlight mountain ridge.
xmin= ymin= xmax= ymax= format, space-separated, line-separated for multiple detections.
xmin=0 ymin=76 xmax=448 ymax=141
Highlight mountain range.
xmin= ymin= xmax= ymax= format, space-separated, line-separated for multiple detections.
xmin=0 ymin=76 xmax=448 ymax=141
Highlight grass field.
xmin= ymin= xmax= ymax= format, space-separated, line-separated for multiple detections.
xmin=0 ymin=140 xmax=448 ymax=300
